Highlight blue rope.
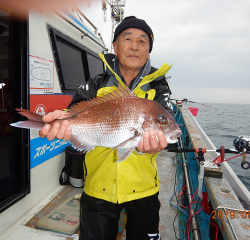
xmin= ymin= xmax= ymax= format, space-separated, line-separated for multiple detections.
xmin=169 ymin=181 xmax=190 ymax=217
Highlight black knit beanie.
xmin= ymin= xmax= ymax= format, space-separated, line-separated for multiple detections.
xmin=112 ymin=16 xmax=154 ymax=53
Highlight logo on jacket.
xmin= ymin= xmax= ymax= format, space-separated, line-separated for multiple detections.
xmin=148 ymin=233 xmax=161 ymax=240
xmin=163 ymin=93 xmax=172 ymax=108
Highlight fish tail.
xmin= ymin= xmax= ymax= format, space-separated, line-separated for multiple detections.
xmin=10 ymin=108 xmax=45 ymax=130
xmin=16 ymin=108 xmax=44 ymax=123
xmin=10 ymin=121 xmax=44 ymax=130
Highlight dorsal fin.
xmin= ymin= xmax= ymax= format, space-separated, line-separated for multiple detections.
xmin=68 ymin=84 xmax=136 ymax=114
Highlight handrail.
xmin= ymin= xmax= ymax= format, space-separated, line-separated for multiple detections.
xmin=53 ymin=10 xmax=108 ymax=51
xmin=73 ymin=6 xmax=98 ymax=33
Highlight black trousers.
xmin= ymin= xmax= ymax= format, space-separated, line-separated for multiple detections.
xmin=79 ymin=192 xmax=161 ymax=240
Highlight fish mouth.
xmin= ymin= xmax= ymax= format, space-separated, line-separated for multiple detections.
xmin=168 ymin=130 xmax=182 ymax=143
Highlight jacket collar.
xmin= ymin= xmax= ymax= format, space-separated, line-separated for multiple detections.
xmin=98 ymin=53 xmax=172 ymax=89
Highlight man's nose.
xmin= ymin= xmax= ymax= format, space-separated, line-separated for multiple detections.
xmin=130 ymin=40 xmax=139 ymax=51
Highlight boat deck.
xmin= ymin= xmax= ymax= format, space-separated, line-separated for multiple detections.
xmin=0 ymin=150 xmax=178 ymax=240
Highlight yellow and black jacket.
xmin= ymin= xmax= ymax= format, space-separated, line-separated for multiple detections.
xmin=69 ymin=53 xmax=173 ymax=204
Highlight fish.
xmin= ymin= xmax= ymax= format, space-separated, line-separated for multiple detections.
xmin=10 ymin=84 xmax=182 ymax=162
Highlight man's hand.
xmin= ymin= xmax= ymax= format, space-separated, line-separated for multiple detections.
xmin=39 ymin=110 xmax=72 ymax=141
xmin=136 ymin=129 xmax=167 ymax=154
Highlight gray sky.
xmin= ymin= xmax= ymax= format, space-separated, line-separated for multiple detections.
xmin=82 ymin=0 xmax=250 ymax=104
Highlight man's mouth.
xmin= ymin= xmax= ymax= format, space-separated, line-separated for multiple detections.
xmin=128 ymin=55 xmax=139 ymax=58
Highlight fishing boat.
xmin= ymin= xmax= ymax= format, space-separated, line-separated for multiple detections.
xmin=0 ymin=1 xmax=250 ymax=239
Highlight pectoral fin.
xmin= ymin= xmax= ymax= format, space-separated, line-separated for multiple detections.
xmin=99 ymin=132 xmax=142 ymax=162
xmin=114 ymin=131 xmax=141 ymax=149
xmin=117 ymin=148 xmax=134 ymax=163
xmin=70 ymin=136 xmax=94 ymax=152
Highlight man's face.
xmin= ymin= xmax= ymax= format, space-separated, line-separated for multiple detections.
xmin=113 ymin=28 xmax=150 ymax=71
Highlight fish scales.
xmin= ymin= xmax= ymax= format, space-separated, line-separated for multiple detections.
xmin=68 ymin=98 xmax=146 ymax=148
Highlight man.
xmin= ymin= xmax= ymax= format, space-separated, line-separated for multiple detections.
xmin=39 ymin=16 xmax=173 ymax=240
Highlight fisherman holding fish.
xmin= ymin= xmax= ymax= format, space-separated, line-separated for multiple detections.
xmin=37 ymin=16 xmax=180 ymax=240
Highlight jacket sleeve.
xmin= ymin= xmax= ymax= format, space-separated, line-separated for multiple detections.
xmin=68 ymin=73 xmax=108 ymax=108
xmin=153 ymin=77 xmax=175 ymax=117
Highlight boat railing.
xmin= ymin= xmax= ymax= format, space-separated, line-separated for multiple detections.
xmin=173 ymin=103 xmax=250 ymax=240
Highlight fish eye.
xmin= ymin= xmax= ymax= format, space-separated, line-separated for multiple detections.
xmin=158 ymin=115 xmax=168 ymax=125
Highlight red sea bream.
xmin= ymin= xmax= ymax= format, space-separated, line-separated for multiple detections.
xmin=11 ymin=84 xmax=182 ymax=161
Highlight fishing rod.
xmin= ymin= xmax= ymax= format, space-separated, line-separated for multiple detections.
xmin=171 ymin=98 xmax=244 ymax=132
xmin=171 ymin=98 xmax=250 ymax=168
xmin=168 ymin=135 xmax=250 ymax=170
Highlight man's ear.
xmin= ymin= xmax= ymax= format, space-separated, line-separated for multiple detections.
xmin=113 ymin=41 xmax=118 ymax=56
xmin=147 ymin=54 xmax=150 ymax=59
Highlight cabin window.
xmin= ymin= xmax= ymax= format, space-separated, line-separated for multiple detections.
xmin=56 ymin=39 xmax=86 ymax=90
xmin=0 ymin=9 xmax=30 ymax=213
xmin=86 ymin=53 xmax=104 ymax=79
xmin=48 ymin=26 xmax=104 ymax=93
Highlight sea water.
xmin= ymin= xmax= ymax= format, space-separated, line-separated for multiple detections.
xmin=186 ymin=103 xmax=250 ymax=191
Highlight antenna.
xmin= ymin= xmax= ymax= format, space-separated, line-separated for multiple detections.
xmin=102 ymin=0 xmax=126 ymax=53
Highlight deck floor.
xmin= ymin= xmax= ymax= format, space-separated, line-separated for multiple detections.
xmin=0 ymin=150 xmax=179 ymax=240
xmin=158 ymin=150 xmax=180 ymax=240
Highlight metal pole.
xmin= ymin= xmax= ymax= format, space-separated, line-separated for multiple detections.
xmin=179 ymin=139 xmax=201 ymax=240
xmin=111 ymin=18 xmax=114 ymax=53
